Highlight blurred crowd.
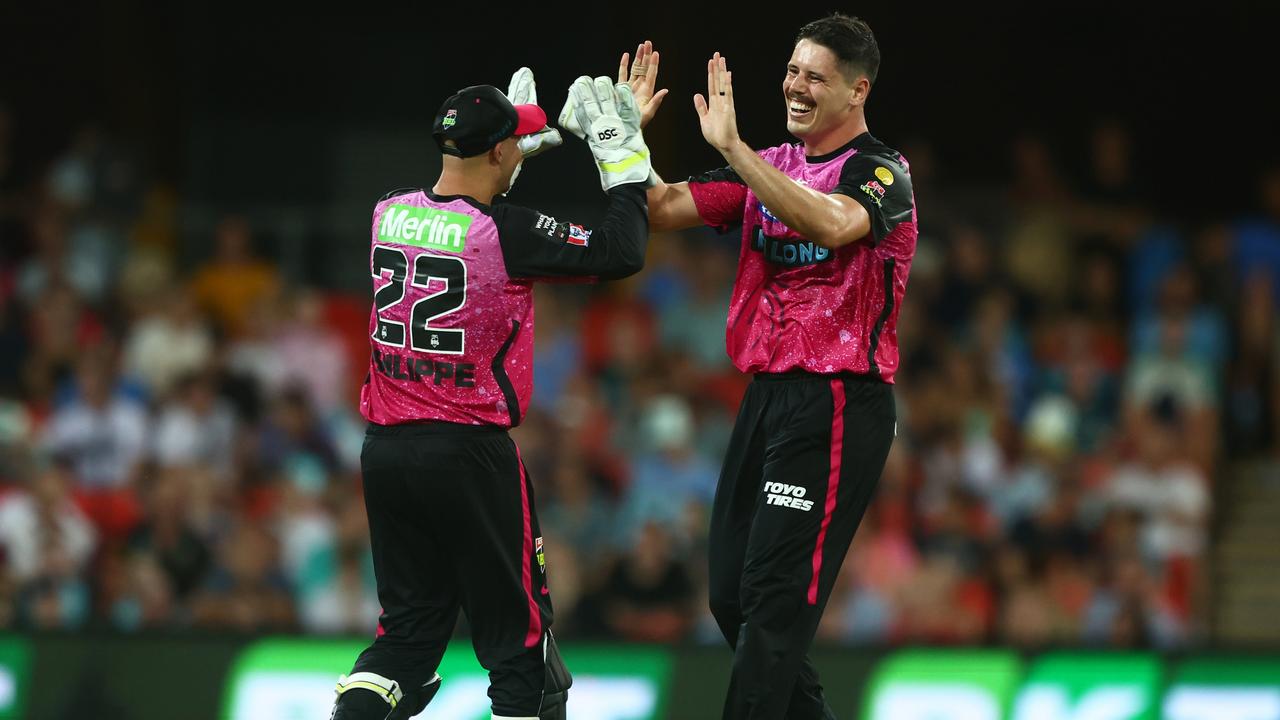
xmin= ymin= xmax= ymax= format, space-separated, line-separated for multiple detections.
xmin=2 ymin=105 xmax=1279 ymax=651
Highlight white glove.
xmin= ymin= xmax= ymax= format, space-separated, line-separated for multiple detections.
xmin=560 ymin=79 xmax=657 ymax=188
xmin=564 ymin=76 xmax=652 ymax=192
xmin=556 ymin=87 xmax=587 ymax=141
xmin=506 ymin=67 xmax=562 ymax=159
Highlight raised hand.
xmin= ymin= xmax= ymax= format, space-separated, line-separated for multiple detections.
xmin=568 ymin=75 xmax=652 ymax=192
xmin=506 ymin=67 xmax=562 ymax=158
xmin=617 ymin=40 xmax=669 ymax=129
xmin=693 ymin=53 xmax=741 ymax=155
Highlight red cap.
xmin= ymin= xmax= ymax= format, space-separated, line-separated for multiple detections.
xmin=513 ymin=104 xmax=548 ymax=136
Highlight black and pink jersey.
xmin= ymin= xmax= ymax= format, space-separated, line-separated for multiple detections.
xmin=688 ymin=132 xmax=916 ymax=382
xmin=360 ymin=185 xmax=647 ymax=427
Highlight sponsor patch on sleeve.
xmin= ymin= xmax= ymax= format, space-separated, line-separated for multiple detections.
xmin=859 ymin=179 xmax=886 ymax=207
xmin=566 ymin=223 xmax=592 ymax=247
xmin=532 ymin=213 xmax=568 ymax=240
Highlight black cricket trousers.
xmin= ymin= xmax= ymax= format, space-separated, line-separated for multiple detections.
xmin=709 ymin=372 xmax=895 ymax=719
xmin=349 ymin=422 xmax=555 ymax=717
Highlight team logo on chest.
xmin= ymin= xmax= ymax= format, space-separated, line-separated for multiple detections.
xmin=749 ymin=178 xmax=832 ymax=267
xmin=752 ymin=225 xmax=832 ymax=267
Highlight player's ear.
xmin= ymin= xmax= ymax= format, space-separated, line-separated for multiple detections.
xmin=849 ymin=75 xmax=870 ymax=108
xmin=488 ymin=143 xmax=504 ymax=167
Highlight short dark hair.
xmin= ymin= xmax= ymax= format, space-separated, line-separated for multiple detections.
xmin=796 ymin=13 xmax=880 ymax=85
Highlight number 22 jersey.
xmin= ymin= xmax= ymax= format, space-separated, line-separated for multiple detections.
xmin=359 ymin=185 xmax=648 ymax=428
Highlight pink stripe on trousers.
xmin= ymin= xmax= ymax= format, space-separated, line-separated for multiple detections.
xmin=808 ymin=379 xmax=845 ymax=605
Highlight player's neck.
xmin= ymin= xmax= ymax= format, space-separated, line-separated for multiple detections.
xmin=803 ymin=117 xmax=870 ymax=158
xmin=433 ymin=171 xmax=496 ymax=205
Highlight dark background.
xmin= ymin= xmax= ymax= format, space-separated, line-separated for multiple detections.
xmin=5 ymin=3 xmax=1277 ymax=221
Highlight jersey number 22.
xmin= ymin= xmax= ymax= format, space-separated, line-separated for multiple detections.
xmin=371 ymin=245 xmax=466 ymax=355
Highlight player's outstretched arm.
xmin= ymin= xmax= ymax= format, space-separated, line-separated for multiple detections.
xmin=647 ymin=176 xmax=700 ymax=232
xmin=696 ymin=53 xmax=871 ymax=249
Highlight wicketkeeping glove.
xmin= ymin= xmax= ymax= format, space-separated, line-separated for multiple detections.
xmin=562 ymin=76 xmax=652 ymax=192
xmin=506 ymin=67 xmax=562 ymax=158
xmin=556 ymin=85 xmax=587 ymax=142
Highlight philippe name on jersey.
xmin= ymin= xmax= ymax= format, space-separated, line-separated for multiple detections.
xmin=373 ymin=349 xmax=476 ymax=388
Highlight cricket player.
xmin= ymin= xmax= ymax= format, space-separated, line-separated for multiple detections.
xmin=614 ymin=16 xmax=918 ymax=719
xmin=330 ymin=69 xmax=653 ymax=720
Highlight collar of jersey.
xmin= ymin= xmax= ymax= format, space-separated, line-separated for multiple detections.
xmin=425 ymin=190 xmax=491 ymax=212
xmin=803 ymin=131 xmax=875 ymax=165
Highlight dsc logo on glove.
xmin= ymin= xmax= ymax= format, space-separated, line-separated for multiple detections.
xmin=589 ymin=117 xmax=626 ymax=149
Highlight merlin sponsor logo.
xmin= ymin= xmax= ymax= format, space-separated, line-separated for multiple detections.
xmin=372 ymin=349 xmax=476 ymax=388
xmin=379 ymin=205 xmax=471 ymax=252
xmin=752 ymin=225 xmax=831 ymax=267
xmin=442 ymin=108 xmax=458 ymax=128
xmin=535 ymin=537 xmax=546 ymax=573
xmin=764 ymin=482 xmax=815 ymax=511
